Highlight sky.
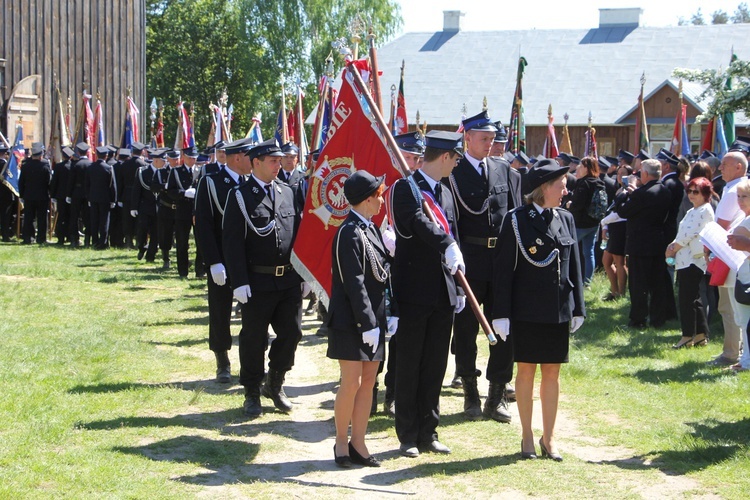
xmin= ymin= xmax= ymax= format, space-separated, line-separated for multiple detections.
xmin=395 ymin=0 xmax=747 ymax=34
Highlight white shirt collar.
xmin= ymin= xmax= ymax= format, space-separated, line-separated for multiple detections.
xmin=224 ymin=166 xmax=241 ymax=184
xmin=251 ymin=173 xmax=272 ymax=190
xmin=418 ymin=170 xmax=441 ymax=192
xmin=532 ymin=202 xmax=547 ymax=215
xmin=351 ymin=208 xmax=371 ymax=225
xmin=464 ymin=153 xmax=485 ymax=176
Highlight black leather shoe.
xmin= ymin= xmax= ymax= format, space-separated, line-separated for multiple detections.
xmin=539 ymin=437 xmax=562 ymax=461
xmin=334 ymin=445 xmax=352 ymax=468
xmin=521 ymin=440 xmax=537 ymax=459
xmin=484 ymin=383 xmax=512 ymax=423
xmin=422 ymin=440 xmax=451 ymax=454
xmin=349 ymin=443 xmax=381 ymax=467
xmin=243 ymin=394 xmax=262 ymax=417
xmin=399 ymin=442 xmax=419 ymax=458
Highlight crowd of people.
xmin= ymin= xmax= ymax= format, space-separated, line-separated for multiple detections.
xmin=1 ymin=110 xmax=749 ymax=467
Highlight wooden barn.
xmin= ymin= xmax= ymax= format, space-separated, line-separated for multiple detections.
xmin=0 ymin=0 xmax=146 ymax=150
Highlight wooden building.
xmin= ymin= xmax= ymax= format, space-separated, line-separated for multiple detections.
xmin=0 ymin=0 xmax=146 ymax=148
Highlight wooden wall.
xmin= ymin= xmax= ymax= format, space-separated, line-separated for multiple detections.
xmin=0 ymin=0 xmax=145 ymax=146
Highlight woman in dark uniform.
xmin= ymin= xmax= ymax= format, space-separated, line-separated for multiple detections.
xmin=492 ymin=159 xmax=586 ymax=461
xmin=601 ymin=164 xmax=632 ymax=301
xmin=324 ymin=171 xmax=396 ymax=468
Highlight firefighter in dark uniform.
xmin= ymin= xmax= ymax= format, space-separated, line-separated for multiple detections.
xmin=151 ymin=150 xmax=184 ymax=272
xmin=277 ymin=142 xmax=307 ymax=212
xmin=109 ymin=148 xmax=131 ymax=247
xmin=0 ymin=144 xmax=17 ymax=242
xmin=50 ymin=146 xmax=74 ymax=244
xmin=118 ymin=142 xmax=146 ymax=249
xmin=391 ymin=130 xmax=466 ymax=457
xmin=194 ymin=138 xmax=254 ymax=383
xmin=66 ymin=142 xmax=92 ymax=247
xmin=446 ymin=110 xmax=521 ymax=423
xmin=85 ymin=146 xmax=117 ymax=249
xmin=131 ymin=149 xmax=163 ymax=261
xmin=18 ymin=142 xmax=52 ymax=244
xmin=200 ymin=141 xmax=226 ymax=178
xmin=222 ymin=139 xmax=303 ymax=418
xmin=164 ymin=149 xmax=195 ymax=277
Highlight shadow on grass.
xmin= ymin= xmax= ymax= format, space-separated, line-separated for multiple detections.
xmin=148 ymin=316 xmax=210 ymax=327
xmin=594 ymin=417 xmax=750 ymax=474
xmin=68 ymin=379 xmax=243 ymax=396
xmin=147 ymin=337 xmax=207 ymax=348
xmin=631 ymin=360 xmax=733 ymax=384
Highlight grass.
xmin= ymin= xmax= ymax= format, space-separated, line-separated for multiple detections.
xmin=0 ymin=241 xmax=749 ymax=498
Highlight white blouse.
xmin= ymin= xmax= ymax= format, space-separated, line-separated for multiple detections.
xmin=673 ymin=203 xmax=714 ymax=271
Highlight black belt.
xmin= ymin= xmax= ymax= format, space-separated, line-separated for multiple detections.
xmin=159 ymin=200 xmax=177 ymax=210
xmin=463 ymin=236 xmax=498 ymax=248
xmin=250 ymin=264 xmax=294 ymax=277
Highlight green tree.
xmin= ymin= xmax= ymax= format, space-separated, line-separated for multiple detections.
xmin=732 ymin=2 xmax=750 ymax=22
xmin=146 ymin=0 xmax=401 ymax=145
xmin=712 ymin=9 xmax=730 ymax=24
xmin=673 ymin=56 xmax=750 ymax=120
xmin=691 ymin=8 xmax=706 ymax=25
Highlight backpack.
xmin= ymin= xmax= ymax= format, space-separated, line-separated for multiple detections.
xmin=587 ymin=184 xmax=608 ymax=221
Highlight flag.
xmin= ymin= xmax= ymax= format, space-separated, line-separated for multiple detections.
xmin=226 ymin=104 xmax=234 ymax=139
xmin=701 ymin=116 xmax=729 ymax=158
xmin=2 ymin=123 xmax=24 ymax=196
xmin=290 ymin=58 xmax=403 ymax=303
xmin=394 ymin=61 xmax=407 ymax=134
xmin=64 ymin=97 xmax=73 ymax=147
xmin=559 ymin=118 xmax=573 ymax=154
xmin=723 ymin=53 xmax=737 ymax=145
xmin=121 ymin=96 xmax=140 ymax=148
xmin=74 ymin=92 xmax=95 ymax=159
xmin=542 ymin=106 xmax=559 ymax=159
xmin=47 ymin=86 xmax=70 ymax=163
xmin=294 ymin=83 xmax=309 ymax=164
xmin=155 ymin=112 xmax=165 ymax=148
xmin=92 ymin=97 xmax=105 ymax=147
xmin=174 ymin=101 xmax=192 ymax=150
xmin=635 ymin=83 xmax=650 ymax=152
xmin=274 ymin=106 xmax=289 ymax=144
xmin=245 ymin=113 xmax=263 ymax=143
xmin=287 ymin=109 xmax=297 ymax=144
xmin=584 ymin=126 xmax=597 ymax=158
xmin=507 ymin=57 xmax=528 ymax=154
xmin=311 ymin=75 xmax=335 ymax=151
xmin=671 ymin=103 xmax=690 ymax=156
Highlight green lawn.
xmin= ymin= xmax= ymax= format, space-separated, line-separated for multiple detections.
xmin=0 ymin=242 xmax=748 ymax=498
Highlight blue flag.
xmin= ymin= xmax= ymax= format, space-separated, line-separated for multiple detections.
xmin=1 ymin=124 xmax=24 ymax=196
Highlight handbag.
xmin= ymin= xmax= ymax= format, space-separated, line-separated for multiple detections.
xmin=735 ymin=260 xmax=750 ymax=305
xmin=707 ymin=257 xmax=730 ymax=286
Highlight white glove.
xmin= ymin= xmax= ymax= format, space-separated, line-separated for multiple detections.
xmin=362 ymin=327 xmax=380 ymax=352
xmin=109 ymin=202 xmax=116 ymax=209
xmin=382 ymin=226 xmax=396 ymax=257
xmin=233 ymin=284 xmax=252 ymax=304
xmin=492 ymin=318 xmax=510 ymax=342
xmin=65 ymin=197 xmax=71 ymax=204
xmin=445 ymin=242 xmax=465 ymax=275
xmin=130 ymin=210 xmax=138 ymax=217
xmin=455 ymin=295 xmax=466 ymax=314
xmin=210 ymin=263 xmax=227 ymax=286
xmin=570 ymin=316 xmax=585 ymax=333
xmin=386 ymin=316 xmax=399 ymax=340
xmin=301 ymin=282 xmax=312 ymax=298
xmin=184 ymin=187 xmax=196 ymax=199
xmin=51 ymin=199 xmax=57 ymax=211
xmin=117 ymin=201 xmax=124 ymax=207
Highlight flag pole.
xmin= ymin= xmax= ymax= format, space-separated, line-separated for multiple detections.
xmin=368 ymin=25 xmax=384 ymax=114
xmin=341 ymin=49 xmax=497 ymax=346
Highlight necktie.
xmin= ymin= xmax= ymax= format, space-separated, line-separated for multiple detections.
xmin=265 ymin=184 xmax=273 ymax=202
xmin=542 ymin=209 xmax=552 ymax=225
xmin=478 ymin=161 xmax=486 ymax=179
xmin=434 ymin=182 xmax=443 ymax=205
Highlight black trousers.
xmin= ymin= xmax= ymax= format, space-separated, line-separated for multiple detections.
xmin=157 ymin=206 xmax=176 ymax=258
xmin=0 ymin=188 xmax=16 ymax=240
xmin=89 ymin=202 xmax=111 ymax=248
xmin=22 ymin=199 xmax=48 ymax=243
xmin=395 ymin=302 xmax=453 ymax=446
xmin=383 ymin=334 xmax=398 ymax=399
xmin=207 ymin=274 xmax=233 ymax=352
xmin=452 ymin=278 xmax=514 ymax=384
xmin=628 ymin=255 xmax=669 ymax=326
xmin=122 ymin=204 xmax=136 ymax=248
xmin=677 ymin=265 xmax=710 ymax=338
xmin=136 ymin=212 xmax=158 ymax=260
xmin=109 ymin=206 xmax=124 ymax=247
xmin=173 ymin=218 xmax=192 ymax=276
xmin=54 ymin=202 xmax=70 ymax=243
xmin=69 ymin=197 xmax=89 ymax=246
xmin=238 ymin=284 xmax=303 ymax=388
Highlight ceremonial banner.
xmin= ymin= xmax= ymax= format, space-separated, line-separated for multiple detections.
xmin=670 ymin=103 xmax=690 ymax=157
xmin=92 ymin=98 xmax=105 ymax=147
xmin=291 ymin=59 xmax=402 ymax=303
xmin=47 ymin=87 xmax=71 ymax=163
xmin=394 ymin=61 xmax=407 ymax=135
xmin=245 ymin=114 xmax=263 ymax=143
xmin=584 ymin=126 xmax=597 ymax=158
xmin=635 ymin=80 xmax=650 ymax=152
xmin=559 ymin=119 xmax=573 ymax=154
xmin=1 ymin=123 xmax=24 ymax=196
xmin=701 ymin=116 xmax=728 ymax=158
xmin=543 ymin=106 xmax=559 ymax=159
xmin=508 ymin=57 xmax=528 ymax=154
xmin=121 ymin=97 xmax=140 ymax=148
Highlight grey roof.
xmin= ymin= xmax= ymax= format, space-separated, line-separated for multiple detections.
xmin=374 ymin=24 xmax=750 ymax=127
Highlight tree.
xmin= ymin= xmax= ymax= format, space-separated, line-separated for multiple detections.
xmin=146 ymin=0 xmax=402 ymax=145
xmin=712 ymin=9 xmax=729 ymax=24
xmin=732 ymin=2 xmax=750 ymax=22
xmin=673 ymin=56 xmax=750 ymax=121
xmin=691 ymin=8 xmax=706 ymax=25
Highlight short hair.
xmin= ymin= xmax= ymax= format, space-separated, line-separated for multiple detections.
xmin=641 ymin=159 xmax=661 ymax=178
xmin=687 ymin=177 xmax=713 ymax=204
xmin=579 ymin=156 xmax=600 ymax=177
xmin=423 ymin=146 xmax=458 ymax=163
xmin=676 ymin=156 xmax=691 ymax=177
xmin=618 ymin=165 xmax=633 ymax=176
xmin=689 ymin=161 xmax=712 ymax=181
xmin=736 ymin=178 xmax=750 ymax=195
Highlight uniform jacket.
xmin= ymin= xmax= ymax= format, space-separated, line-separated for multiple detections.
xmin=85 ymin=159 xmax=116 ymax=204
xmin=194 ymin=167 xmax=240 ymax=267
xmin=50 ymin=160 xmax=71 ymax=200
xmin=222 ymin=177 xmax=302 ymax=292
xmin=117 ymin=156 xmax=146 ymax=210
xmin=325 ymin=211 xmax=394 ymax=335
xmin=18 ymin=158 xmax=51 ymax=202
xmin=661 ymin=172 xmax=685 ymax=242
xmin=131 ymin=165 xmax=159 ymax=216
xmin=445 ymin=155 xmax=522 ymax=282
xmin=392 ymin=170 xmax=461 ymax=308
xmin=493 ymin=204 xmax=585 ymax=323
xmin=66 ymin=157 xmax=92 ymax=199
xmin=277 ymin=168 xmax=307 ymax=212
xmin=616 ymin=179 xmax=671 ymax=256
xmin=164 ymin=165 xmax=195 ymax=220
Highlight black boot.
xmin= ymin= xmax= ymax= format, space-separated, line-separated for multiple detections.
xmin=261 ymin=369 xmax=293 ymax=412
xmin=483 ymin=382 xmax=511 ymax=423
xmin=461 ymin=375 xmax=482 ymax=420
xmin=243 ymin=385 xmax=262 ymax=417
xmin=215 ymin=351 xmax=231 ymax=383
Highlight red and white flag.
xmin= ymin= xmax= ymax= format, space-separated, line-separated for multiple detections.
xmin=291 ymin=59 xmax=402 ymax=303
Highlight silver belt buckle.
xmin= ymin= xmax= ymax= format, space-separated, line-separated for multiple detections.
xmin=275 ymin=265 xmax=285 ymax=277
xmin=487 ymin=237 xmax=497 ymax=248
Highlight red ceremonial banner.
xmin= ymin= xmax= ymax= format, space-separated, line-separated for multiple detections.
xmin=291 ymin=59 xmax=403 ymax=304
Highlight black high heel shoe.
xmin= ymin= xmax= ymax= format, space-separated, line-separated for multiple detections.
xmin=539 ymin=437 xmax=563 ymax=462
xmin=521 ymin=440 xmax=537 ymax=460
xmin=334 ymin=444 xmax=352 ymax=468
xmin=349 ymin=442 xmax=381 ymax=467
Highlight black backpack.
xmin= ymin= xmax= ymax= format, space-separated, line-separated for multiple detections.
xmin=587 ymin=184 xmax=608 ymax=221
